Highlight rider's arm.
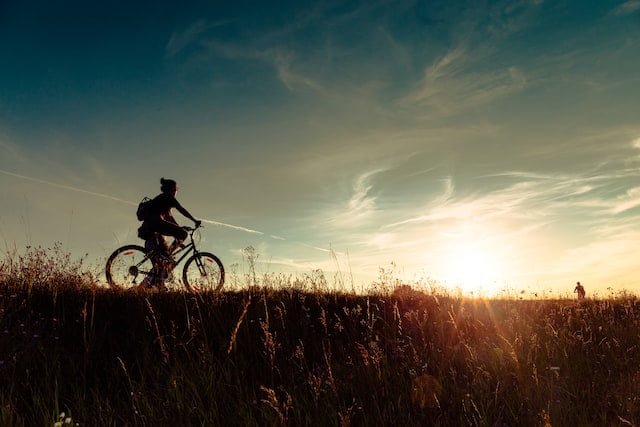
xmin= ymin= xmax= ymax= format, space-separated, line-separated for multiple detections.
xmin=175 ymin=202 xmax=200 ymax=225
xmin=166 ymin=213 xmax=178 ymax=225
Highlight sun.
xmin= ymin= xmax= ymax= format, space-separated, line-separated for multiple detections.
xmin=443 ymin=245 xmax=500 ymax=295
xmin=433 ymin=224 xmax=513 ymax=297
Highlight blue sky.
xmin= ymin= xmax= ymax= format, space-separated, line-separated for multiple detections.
xmin=1 ymin=0 xmax=639 ymax=294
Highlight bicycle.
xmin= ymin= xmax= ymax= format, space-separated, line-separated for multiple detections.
xmin=105 ymin=226 xmax=224 ymax=292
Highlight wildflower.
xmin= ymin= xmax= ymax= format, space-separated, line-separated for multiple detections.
xmin=411 ymin=374 xmax=442 ymax=409
xmin=540 ymin=410 xmax=552 ymax=427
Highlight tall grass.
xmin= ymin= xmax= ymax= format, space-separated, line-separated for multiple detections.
xmin=1 ymin=246 xmax=640 ymax=425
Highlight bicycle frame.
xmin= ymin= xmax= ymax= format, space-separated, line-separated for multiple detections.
xmin=167 ymin=240 xmax=197 ymax=265
xmin=136 ymin=227 xmax=201 ymax=272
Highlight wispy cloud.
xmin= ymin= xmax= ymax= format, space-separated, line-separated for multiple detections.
xmin=397 ymin=46 xmax=527 ymax=116
xmin=202 ymin=40 xmax=328 ymax=94
xmin=330 ymin=167 xmax=389 ymax=227
xmin=348 ymin=169 xmax=384 ymax=216
xmin=165 ymin=20 xmax=229 ymax=58
xmin=613 ymin=1 xmax=640 ymax=16
xmin=391 ymin=0 xmax=549 ymax=119
xmin=379 ymin=157 xmax=640 ymax=252
xmin=607 ymin=187 xmax=640 ymax=214
xmin=384 ymin=177 xmax=456 ymax=228
xmin=268 ymin=51 xmax=326 ymax=93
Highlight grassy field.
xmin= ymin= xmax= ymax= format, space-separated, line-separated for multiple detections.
xmin=1 ymin=246 xmax=640 ymax=425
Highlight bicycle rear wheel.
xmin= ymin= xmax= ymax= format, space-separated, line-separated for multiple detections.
xmin=182 ymin=252 xmax=225 ymax=292
xmin=105 ymin=245 xmax=152 ymax=289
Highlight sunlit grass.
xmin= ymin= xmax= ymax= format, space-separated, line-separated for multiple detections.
xmin=1 ymin=245 xmax=639 ymax=425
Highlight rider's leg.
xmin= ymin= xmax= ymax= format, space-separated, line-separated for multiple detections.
xmin=155 ymin=220 xmax=188 ymax=257
xmin=139 ymin=274 xmax=155 ymax=289
xmin=139 ymin=234 xmax=169 ymax=289
xmin=153 ymin=235 xmax=171 ymax=288
xmin=140 ymin=220 xmax=186 ymax=289
xmin=168 ymin=238 xmax=186 ymax=253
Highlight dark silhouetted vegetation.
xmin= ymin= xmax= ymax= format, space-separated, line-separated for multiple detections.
xmin=1 ymin=246 xmax=640 ymax=425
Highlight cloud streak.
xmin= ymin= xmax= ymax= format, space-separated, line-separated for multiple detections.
xmin=613 ymin=1 xmax=640 ymax=15
xmin=397 ymin=46 xmax=528 ymax=116
xmin=165 ymin=20 xmax=229 ymax=58
xmin=0 ymin=168 xmax=136 ymax=206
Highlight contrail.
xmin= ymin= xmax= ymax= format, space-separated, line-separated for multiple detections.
xmin=0 ymin=168 xmax=334 ymax=253
xmin=200 ymin=219 xmax=264 ymax=235
xmin=0 ymin=168 xmax=136 ymax=206
xmin=297 ymin=242 xmax=338 ymax=254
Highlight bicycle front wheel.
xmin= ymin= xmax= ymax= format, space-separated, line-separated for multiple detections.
xmin=105 ymin=245 xmax=152 ymax=289
xmin=182 ymin=252 xmax=225 ymax=292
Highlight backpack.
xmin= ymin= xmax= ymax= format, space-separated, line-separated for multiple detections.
xmin=136 ymin=197 xmax=154 ymax=221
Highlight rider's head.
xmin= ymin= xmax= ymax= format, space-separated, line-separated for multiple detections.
xmin=160 ymin=178 xmax=178 ymax=195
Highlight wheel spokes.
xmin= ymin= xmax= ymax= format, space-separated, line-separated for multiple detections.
xmin=185 ymin=255 xmax=222 ymax=291
xmin=109 ymin=248 xmax=152 ymax=289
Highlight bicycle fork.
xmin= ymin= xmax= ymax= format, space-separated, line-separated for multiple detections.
xmin=194 ymin=254 xmax=208 ymax=277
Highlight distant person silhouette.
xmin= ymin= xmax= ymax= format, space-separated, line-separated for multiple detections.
xmin=574 ymin=281 xmax=586 ymax=300
xmin=138 ymin=178 xmax=201 ymax=288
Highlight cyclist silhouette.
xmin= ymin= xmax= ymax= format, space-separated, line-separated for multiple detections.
xmin=574 ymin=281 xmax=586 ymax=300
xmin=138 ymin=178 xmax=201 ymax=288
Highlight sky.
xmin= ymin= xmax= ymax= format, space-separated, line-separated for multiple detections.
xmin=0 ymin=0 xmax=639 ymax=295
